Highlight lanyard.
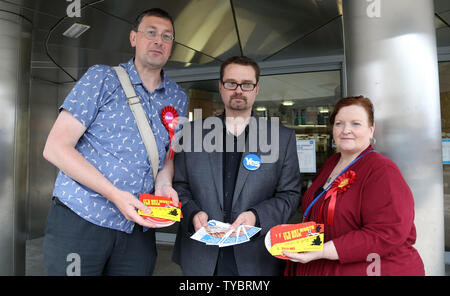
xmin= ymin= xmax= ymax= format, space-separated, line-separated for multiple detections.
xmin=302 ymin=149 xmax=375 ymax=222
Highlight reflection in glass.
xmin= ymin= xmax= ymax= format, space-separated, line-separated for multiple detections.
xmin=438 ymin=61 xmax=450 ymax=253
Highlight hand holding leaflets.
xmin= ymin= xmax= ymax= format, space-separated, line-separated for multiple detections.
xmin=191 ymin=220 xmax=261 ymax=247
xmin=137 ymin=193 xmax=183 ymax=227
xmin=265 ymin=222 xmax=324 ymax=260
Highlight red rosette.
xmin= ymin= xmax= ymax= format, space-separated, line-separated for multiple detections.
xmin=161 ymin=106 xmax=179 ymax=131
xmin=161 ymin=106 xmax=179 ymax=159
xmin=319 ymin=170 xmax=356 ymax=226
xmin=334 ymin=170 xmax=356 ymax=193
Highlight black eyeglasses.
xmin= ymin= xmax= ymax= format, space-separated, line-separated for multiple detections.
xmin=221 ymin=81 xmax=258 ymax=91
xmin=137 ymin=30 xmax=174 ymax=43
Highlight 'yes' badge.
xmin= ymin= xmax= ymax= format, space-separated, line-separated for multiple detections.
xmin=243 ymin=154 xmax=261 ymax=171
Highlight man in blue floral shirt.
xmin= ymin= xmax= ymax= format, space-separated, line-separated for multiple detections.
xmin=43 ymin=8 xmax=187 ymax=275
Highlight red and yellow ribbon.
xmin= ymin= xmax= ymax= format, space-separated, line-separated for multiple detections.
xmin=319 ymin=170 xmax=356 ymax=226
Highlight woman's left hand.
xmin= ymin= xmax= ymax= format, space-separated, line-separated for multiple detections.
xmin=283 ymin=250 xmax=324 ymax=264
xmin=283 ymin=241 xmax=339 ymax=263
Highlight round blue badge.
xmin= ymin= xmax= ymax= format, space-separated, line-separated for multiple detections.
xmin=243 ymin=154 xmax=261 ymax=171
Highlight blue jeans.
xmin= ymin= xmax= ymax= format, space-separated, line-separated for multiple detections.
xmin=43 ymin=197 xmax=157 ymax=276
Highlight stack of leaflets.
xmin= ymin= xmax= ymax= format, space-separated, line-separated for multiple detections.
xmin=191 ymin=220 xmax=261 ymax=247
xmin=137 ymin=193 xmax=182 ymax=227
xmin=265 ymin=222 xmax=324 ymax=259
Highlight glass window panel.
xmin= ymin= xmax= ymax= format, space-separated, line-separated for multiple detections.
xmin=439 ymin=61 xmax=450 ymax=253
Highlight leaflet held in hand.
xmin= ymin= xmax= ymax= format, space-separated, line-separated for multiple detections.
xmin=190 ymin=220 xmax=261 ymax=247
xmin=137 ymin=193 xmax=182 ymax=222
xmin=265 ymin=222 xmax=324 ymax=259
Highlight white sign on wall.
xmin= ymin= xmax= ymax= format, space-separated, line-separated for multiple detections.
xmin=297 ymin=139 xmax=316 ymax=173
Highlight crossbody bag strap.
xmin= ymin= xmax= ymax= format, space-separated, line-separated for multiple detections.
xmin=113 ymin=66 xmax=159 ymax=182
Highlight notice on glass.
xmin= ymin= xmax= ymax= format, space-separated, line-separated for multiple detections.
xmin=442 ymin=139 xmax=450 ymax=164
xmin=297 ymin=139 xmax=316 ymax=173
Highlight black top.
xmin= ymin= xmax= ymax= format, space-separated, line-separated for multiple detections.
xmin=222 ymin=120 xmax=248 ymax=223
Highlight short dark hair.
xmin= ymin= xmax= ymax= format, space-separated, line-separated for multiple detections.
xmin=220 ymin=56 xmax=260 ymax=82
xmin=132 ymin=8 xmax=175 ymax=37
xmin=330 ymin=96 xmax=375 ymax=127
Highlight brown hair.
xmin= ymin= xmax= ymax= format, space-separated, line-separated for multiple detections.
xmin=220 ymin=56 xmax=260 ymax=82
xmin=132 ymin=8 xmax=175 ymax=37
xmin=330 ymin=96 xmax=374 ymax=126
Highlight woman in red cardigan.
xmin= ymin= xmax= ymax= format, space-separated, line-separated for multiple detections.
xmin=284 ymin=96 xmax=424 ymax=276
